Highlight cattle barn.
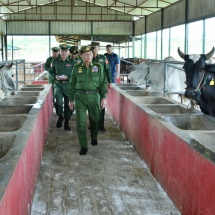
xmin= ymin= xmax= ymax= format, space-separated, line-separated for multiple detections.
xmin=0 ymin=0 xmax=215 ymax=215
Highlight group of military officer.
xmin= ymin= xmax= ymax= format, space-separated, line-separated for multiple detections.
xmin=45 ymin=42 xmax=118 ymax=155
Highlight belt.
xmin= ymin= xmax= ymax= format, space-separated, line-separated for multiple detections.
xmin=77 ymin=90 xmax=98 ymax=94
xmin=57 ymin=80 xmax=68 ymax=83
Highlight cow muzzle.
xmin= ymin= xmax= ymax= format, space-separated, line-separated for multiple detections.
xmin=185 ymin=88 xmax=196 ymax=98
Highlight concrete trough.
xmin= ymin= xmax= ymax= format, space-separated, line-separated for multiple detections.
xmin=107 ymin=84 xmax=215 ymax=214
xmin=22 ymin=84 xmax=45 ymax=88
xmin=162 ymin=114 xmax=215 ymax=130
xmin=14 ymin=91 xmax=42 ymax=97
xmin=131 ymin=97 xmax=175 ymax=104
xmin=0 ymin=97 xmax=38 ymax=106
xmin=118 ymin=86 xmax=145 ymax=90
xmin=0 ymin=134 xmax=15 ymax=159
xmin=0 ymin=115 xmax=27 ymax=131
xmin=18 ymin=87 xmax=44 ymax=91
xmin=0 ymin=84 xmax=53 ymax=215
xmin=146 ymin=105 xmax=199 ymax=114
xmin=126 ymin=90 xmax=160 ymax=96
xmin=0 ymin=106 xmax=32 ymax=115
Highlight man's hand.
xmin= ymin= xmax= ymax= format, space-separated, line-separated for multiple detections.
xmin=100 ymin=98 xmax=106 ymax=109
xmin=107 ymin=83 xmax=112 ymax=89
xmin=69 ymin=102 xmax=74 ymax=111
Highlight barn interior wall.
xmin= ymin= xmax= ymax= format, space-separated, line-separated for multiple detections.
xmin=134 ymin=0 xmax=215 ymax=35
xmin=188 ymin=0 xmax=215 ymax=21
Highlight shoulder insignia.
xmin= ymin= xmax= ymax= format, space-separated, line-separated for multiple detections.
xmin=78 ymin=67 xmax=82 ymax=73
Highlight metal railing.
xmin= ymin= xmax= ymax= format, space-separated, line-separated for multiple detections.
xmin=0 ymin=60 xmax=45 ymax=90
xmin=0 ymin=59 xmax=25 ymax=90
xmin=119 ymin=58 xmax=185 ymax=100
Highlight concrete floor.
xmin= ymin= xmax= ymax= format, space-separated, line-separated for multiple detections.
xmin=31 ymin=110 xmax=180 ymax=215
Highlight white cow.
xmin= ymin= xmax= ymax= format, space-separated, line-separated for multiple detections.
xmin=36 ymin=70 xmax=48 ymax=80
xmin=127 ymin=57 xmax=186 ymax=102
xmin=0 ymin=63 xmax=16 ymax=99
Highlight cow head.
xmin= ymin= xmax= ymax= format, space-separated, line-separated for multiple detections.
xmin=178 ymin=47 xmax=214 ymax=98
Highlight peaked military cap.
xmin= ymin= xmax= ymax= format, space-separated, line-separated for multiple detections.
xmin=59 ymin=44 xmax=71 ymax=50
xmin=90 ymin=41 xmax=100 ymax=47
xmin=69 ymin=46 xmax=79 ymax=54
xmin=51 ymin=47 xmax=60 ymax=52
xmin=80 ymin=46 xmax=93 ymax=54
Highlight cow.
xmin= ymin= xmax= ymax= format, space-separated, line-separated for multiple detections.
xmin=127 ymin=57 xmax=186 ymax=102
xmin=178 ymin=47 xmax=215 ymax=116
xmin=36 ymin=70 xmax=48 ymax=80
xmin=0 ymin=63 xmax=16 ymax=99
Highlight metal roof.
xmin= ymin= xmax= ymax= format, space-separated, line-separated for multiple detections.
xmin=1 ymin=0 xmax=180 ymax=44
xmin=0 ymin=0 xmax=180 ymax=20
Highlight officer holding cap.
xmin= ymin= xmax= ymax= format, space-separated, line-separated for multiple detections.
xmin=50 ymin=44 xmax=75 ymax=131
xmin=68 ymin=46 xmax=107 ymax=155
xmin=90 ymin=41 xmax=112 ymax=132
xmin=69 ymin=46 xmax=82 ymax=64
xmin=44 ymin=47 xmax=60 ymax=84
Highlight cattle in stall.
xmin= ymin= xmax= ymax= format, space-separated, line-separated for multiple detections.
xmin=127 ymin=57 xmax=186 ymax=102
xmin=0 ymin=63 xmax=16 ymax=99
xmin=36 ymin=70 xmax=48 ymax=80
xmin=178 ymin=47 xmax=215 ymax=116
xmin=120 ymin=58 xmax=147 ymax=74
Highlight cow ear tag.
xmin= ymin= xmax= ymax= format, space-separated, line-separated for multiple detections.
xmin=210 ymin=79 xmax=214 ymax=86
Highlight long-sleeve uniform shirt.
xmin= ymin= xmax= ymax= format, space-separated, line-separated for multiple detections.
xmin=49 ymin=57 xmax=75 ymax=119
xmin=44 ymin=55 xmax=60 ymax=83
xmin=69 ymin=62 xmax=107 ymax=102
xmin=92 ymin=54 xmax=112 ymax=83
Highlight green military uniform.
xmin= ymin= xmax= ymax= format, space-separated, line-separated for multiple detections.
xmin=68 ymin=46 xmax=107 ymax=154
xmin=74 ymin=55 xmax=83 ymax=64
xmin=50 ymin=44 xmax=75 ymax=130
xmin=92 ymin=53 xmax=111 ymax=130
xmin=44 ymin=47 xmax=60 ymax=84
xmin=69 ymin=46 xmax=83 ymax=64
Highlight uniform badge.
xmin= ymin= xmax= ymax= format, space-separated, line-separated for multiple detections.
xmin=86 ymin=47 xmax=90 ymax=51
xmin=78 ymin=67 xmax=82 ymax=73
xmin=210 ymin=79 xmax=214 ymax=85
xmin=77 ymin=60 xmax=81 ymax=63
xmin=66 ymin=64 xmax=71 ymax=67
xmin=92 ymin=66 xmax=98 ymax=72
xmin=63 ymin=44 xmax=67 ymax=48
xmin=99 ymin=59 xmax=103 ymax=63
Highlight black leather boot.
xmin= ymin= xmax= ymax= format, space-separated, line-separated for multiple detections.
xmin=56 ymin=115 xmax=64 ymax=128
xmin=91 ymin=139 xmax=98 ymax=146
xmin=79 ymin=148 xmax=88 ymax=155
xmin=64 ymin=119 xmax=70 ymax=131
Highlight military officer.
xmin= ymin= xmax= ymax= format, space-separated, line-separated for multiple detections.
xmin=69 ymin=46 xmax=83 ymax=64
xmin=90 ymin=41 xmax=112 ymax=132
xmin=68 ymin=46 xmax=107 ymax=155
xmin=50 ymin=44 xmax=75 ymax=131
xmin=44 ymin=47 xmax=60 ymax=84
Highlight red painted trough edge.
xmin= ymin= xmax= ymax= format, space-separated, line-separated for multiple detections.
xmin=107 ymin=87 xmax=215 ymax=215
xmin=0 ymin=86 xmax=53 ymax=215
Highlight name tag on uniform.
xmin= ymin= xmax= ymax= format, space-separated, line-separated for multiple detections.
xmin=66 ymin=64 xmax=71 ymax=67
xmin=92 ymin=66 xmax=98 ymax=73
xmin=77 ymin=60 xmax=82 ymax=63
xmin=99 ymin=59 xmax=104 ymax=63
xmin=78 ymin=67 xmax=82 ymax=73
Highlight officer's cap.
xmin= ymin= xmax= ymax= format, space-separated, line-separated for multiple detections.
xmin=51 ymin=47 xmax=60 ymax=52
xmin=90 ymin=41 xmax=100 ymax=47
xmin=59 ymin=44 xmax=71 ymax=50
xmin=69 ymin=46 xmax=79 ymax=54
xmin=80 ymin=46 xmax=93 ymax=54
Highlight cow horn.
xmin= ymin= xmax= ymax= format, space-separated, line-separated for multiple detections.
xmin=8 ymin=62 xmax=13 ymax=68
xmin=205 ymin=47 xmax=215 ymax=60
xmin=178 ymin=47 xmax=186 ymax=60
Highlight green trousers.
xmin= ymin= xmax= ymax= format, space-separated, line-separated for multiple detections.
xmin=75 ymin=92 xmax=101 ymax=148
xmin=48 ymin=73 xmax=53 ymax=84
xmin=54 ymin=82 xmax=71 ymax=120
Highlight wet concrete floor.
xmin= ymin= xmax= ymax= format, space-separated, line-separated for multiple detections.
xmin=31 ymin=110 xmax=180 ymax=215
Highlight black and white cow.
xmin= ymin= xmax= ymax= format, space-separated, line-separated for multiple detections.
xmin=178 ymin=47 xmax=215 ymax=116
